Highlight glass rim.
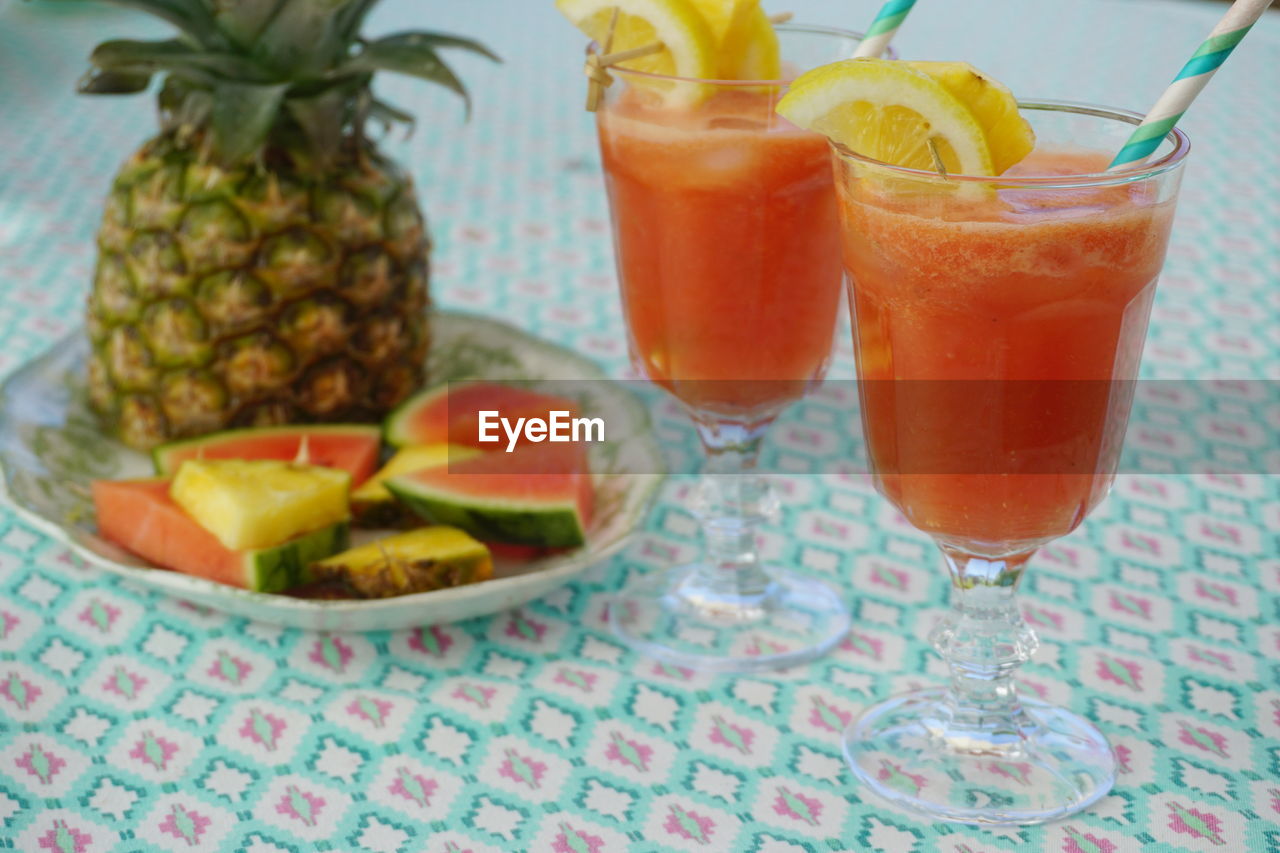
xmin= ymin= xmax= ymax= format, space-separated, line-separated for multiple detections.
xmin=831 ymin=99 xmax=1191 ymax=186
xmin=589 ymin=22 xmax=889 ymax=87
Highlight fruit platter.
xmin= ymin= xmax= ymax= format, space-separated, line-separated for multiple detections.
xmin=0 ymin=311 xmax=663 ymax=630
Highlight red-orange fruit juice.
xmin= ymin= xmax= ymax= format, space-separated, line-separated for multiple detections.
xmin=838 ymin=149 xmax=1177 ymax=550
xmin=598 ymin=87 xmax=842 ymax=416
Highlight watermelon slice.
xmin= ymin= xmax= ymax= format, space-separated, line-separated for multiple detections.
xmin=384 ymin=443 xmax=593 ymax=548
xmin=152 ymin=424 xmax=381 ymax=486
xmin=384 ymin=381 xmax=581 ymax=449
xmin=92 ymin=478 xmax=348 ymax=593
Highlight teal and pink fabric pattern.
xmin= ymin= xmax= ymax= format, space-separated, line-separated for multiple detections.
xmin=1 ymin=1 xmax=1277 ymax=851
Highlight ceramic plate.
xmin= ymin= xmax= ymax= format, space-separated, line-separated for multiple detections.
xmin=0 ymin=311 xmax=663 ymax=630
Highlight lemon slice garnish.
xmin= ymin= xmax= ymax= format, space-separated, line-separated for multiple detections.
xmin=778 ymin=58 xmax=1034 ymax=176
xmin=690 ymin=0 xmax=781 ymax=80
xmin=557 ymin=0 xmax=717 ymax=103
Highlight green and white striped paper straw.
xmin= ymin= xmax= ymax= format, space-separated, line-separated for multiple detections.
xmin=853 ymin=0 xmax=918 ymax=59
xmin=1109 ymin=0 xmax=1272 ymax=170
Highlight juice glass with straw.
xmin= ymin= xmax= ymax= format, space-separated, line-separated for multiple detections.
xmin=777 ymin=0 xmax=1267 ymax=822
xmin=828 ymin=108 xmax=1188 ymax=823
xmin=567 ymin=15 xmax=890 ymax=672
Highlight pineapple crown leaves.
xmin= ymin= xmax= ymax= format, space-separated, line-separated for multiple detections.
xmin=76 ymin=0 xmax=500 ymax=166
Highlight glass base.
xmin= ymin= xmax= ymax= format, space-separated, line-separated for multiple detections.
xmin=609 ymin=564 xmax=849 ymax=673
xmin=843 ymin=688 xmax=1116 ymax=825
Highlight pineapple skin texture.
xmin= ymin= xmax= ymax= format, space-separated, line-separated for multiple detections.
xmin=171 ymin=459 xmax=351 ymax=551
xmin=310 ymin=526 xmax=493 ymax=598
xmin=86 ymin=136 xmax=431 ymax=449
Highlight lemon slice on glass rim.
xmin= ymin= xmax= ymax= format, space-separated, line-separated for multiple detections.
xmin=777 ymin=58 xmax=1035 ymax=177
xmin=689 ymin=0 xmax=782 ymax=80
xmin=556 ymin=0 xmax=718 ymax=104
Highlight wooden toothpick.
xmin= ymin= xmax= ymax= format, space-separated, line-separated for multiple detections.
xmin=926 ymin=137 xmax=949 ymax=178
xmin=597 ymin=42 xmax=664 ymax=66
xmin=585 ymin=7 xmax=620 ymax=112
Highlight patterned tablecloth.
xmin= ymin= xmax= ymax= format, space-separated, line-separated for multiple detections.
xmin=0 ymin=1 xmax=1277 ymax=851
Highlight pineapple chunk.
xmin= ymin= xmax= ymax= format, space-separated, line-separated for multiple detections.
xmin=172 ymin=459 xmax=350 ymax=550
xmin=310 ymin=526 xmax=492 ymax=598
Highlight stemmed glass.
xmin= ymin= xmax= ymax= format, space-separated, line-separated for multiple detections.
xmin=595 ymin=25 xmax=886 ymax=672
xmin=832 ymin=102 xmax=1189 ymax=822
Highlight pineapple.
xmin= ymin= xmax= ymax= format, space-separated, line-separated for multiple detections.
xmin=310 ymin=526 xmax=493 ymax=598
xmin=78 ymin=0 xmax=498 ymax=448
xmin=171 ymin=459 xmax=350 ymax=550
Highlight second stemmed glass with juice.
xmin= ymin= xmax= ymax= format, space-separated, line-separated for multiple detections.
xmin=832 ymin=102 xmax=1189 ymax=823
xmin=595 ymin=25 xmax=882 ymax=672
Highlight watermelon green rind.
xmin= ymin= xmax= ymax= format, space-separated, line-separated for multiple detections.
xmin=152 ymin=424 xmax=382 ymax=478
xmin=245 ymin=521 xmax=350 ymax=593
xmin=384 ymin=478 xmax=586 ymax=548
xmin=384 ymin=383 xmax=451 ymax=448
xmin=382 ymin=381 xmax=581 ymax=450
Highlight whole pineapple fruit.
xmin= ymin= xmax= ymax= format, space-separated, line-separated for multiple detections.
xmin=79 ymin=0 xmax=497 ymax=448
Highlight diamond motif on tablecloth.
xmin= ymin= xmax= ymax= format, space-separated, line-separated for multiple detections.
xmin=527 ymin=812 xmax=630 ymax=853
xmin=14 ymin=809 xmax=115 ymax=853
xmin=105 ymin=719 xmax=200 ymax=784
xmin=1080 ymin=647 xmax=1166 ymax=700
xmin=393 ymin=623 xmax=473 ymax=667
xmin=1169 ymin=638 xmax=1256 ymax=682
xmin=477 ymin=735 xmax=571 ymax=804
xmin=533 ymin=662 xmax=621 ymax=710
xmin=371 ymin=755 xmax=464 ymax=822
xmin=0 ymin=734 xmax=89 ymax=798
xmin=189 ymin=640 xmax=274 ymax=695
xmin=325 ymin=688 xmax=413 ymax=745
xmin=0 ymin=662 xmax=68 ymax=723
xmin=1150 ymin=791 xmax=1248 ymax=851
xmin=0 ymin=598 xmax=39 ymax=653
xmin=642 ymin=793 xmax=741 ymax=852
xmin=133 ymin=793 xmax=235 ymax=852
xmin=56 ymin=589 xmax=140 ymax=647
xmin=82 ymin=655 xmax=168 ymax=713
xmin=689 ymin=705 xmax=778 ymax=769
xmin=586 ymin=721 xmax=678 ymax=784
xmin=288 ymin=633 xmax=376 ymax=683
xmin=255 ymin=774 xmax=350 ymax=842
xmin=216 ymin=700 xmax=310 ymax=766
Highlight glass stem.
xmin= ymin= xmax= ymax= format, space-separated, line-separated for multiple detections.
xmin=930 ymin=545 xmax=1040 ymax=752
xmin=689 ymin=419 xmax=778 ymax=603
